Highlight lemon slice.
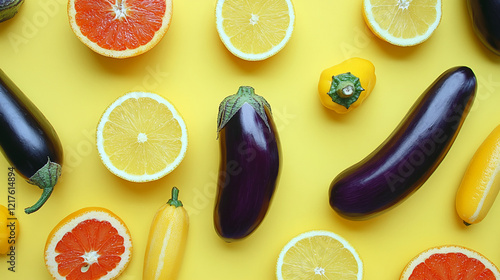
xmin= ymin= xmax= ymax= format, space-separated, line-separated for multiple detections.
xmin=363 ymin=0 xmax=442 ymax=46
xmin=215 ymin=0 xmax=295 ymax=61
xmin=276 ymin=230 xmax=363 ymax=280
xmin=96 ymin=92 xmax=188 ymax=182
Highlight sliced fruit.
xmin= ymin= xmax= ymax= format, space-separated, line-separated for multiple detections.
xmin=96 ymin=91 xmax=188 ymax=183
xmin=68 ymin=0 xmax=173 ymax=58
xmin=362 ymin=0 xmax=442 ymax=46
xmin=400 ymin=245 xmax=500 ymax=279
xmin=456 ymin=124 xmax=500 ymax=225
xmin=276 ymin=230 xmax=363 ymax=280
xmin=215 ymin=0 xmax=295 ymax=61
xmin=0 ymin=0 xmax=24 ymax=22
xmin=44 ymin=207 xmax=132 ymax=280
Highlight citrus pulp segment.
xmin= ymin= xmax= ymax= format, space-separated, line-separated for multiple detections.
xmin=400 ymin=245 xmax=500 ymax=279
xmin=44 ymin=207 xmax=132 ymax=280
xmin=276 ymin=230 xmax=363 ymax=280
xmin=363 ymin=0 xmax=442 ymax=46
xmin=215 ymin=0 xmax=295 ymax=61
xmin=68 ymin=0 xmax=173 ymax=58
xmin=96 ymin=91 xmax=188 ymax=183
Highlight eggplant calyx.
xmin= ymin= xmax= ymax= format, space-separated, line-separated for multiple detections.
xmin=327 ymin=72 xmax=364 ymax=109
xmin=217 ymin=86 xmax=272 ymax=136
xmin=24 ymin=157 xmax=62 ymax=214
xmin=167 ymin=186 xmax=183 ymax=208
xmin=0 ymin=0 xmax=24 ymax=22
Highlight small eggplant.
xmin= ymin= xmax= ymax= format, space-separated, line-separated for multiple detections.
xmin=329 ymin=67 xmax=477 ymax=220
xmin=467 ymin=0 xmax=500 ymax=55
xmin=0 ymin=69 xmax=63 ymax=214
xmin=214 ymin=86 xmax=281 ymax=242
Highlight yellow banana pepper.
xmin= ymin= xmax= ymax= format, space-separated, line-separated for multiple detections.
xmin=456 ymin=124 xmax=500 ymax=225
xmin=143 ymin=187 xmax=189 ymax=280
xmin=0 ymin=205 xmax=19 ymax=254
xmin=318 ymin=57 xmax=376 ymax=114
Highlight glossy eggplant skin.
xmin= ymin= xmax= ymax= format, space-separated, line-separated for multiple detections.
xmin=215 ymin=87 xmax=280 ymax=242
xmin=0 ymin=69 xmax=63 ymax=214
xmin=329 ymin=67 xmax=477 ymax=220
xmin=467 ymin=0 xmax=500 ymax=55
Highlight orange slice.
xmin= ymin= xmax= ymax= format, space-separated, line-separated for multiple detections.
xmin=44 ymin=207 xmax=132 ymax=280
xmin=400 ymin=245 xmax=500 ymax=279
xmin=68 ymin=0 xmax=173 ymax=58
xmin=362 ymin=0 xmax=442 ymax=46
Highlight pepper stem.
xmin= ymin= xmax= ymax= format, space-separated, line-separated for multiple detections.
xmin=337 ymin=81 xmax=355 ymax=98
xmin=167 ymin=187 xmax=183 ymax=208
xmin=327 ymin=72 xmax=365 ymax=109
xmin=25 ymin=158 xmax=62 ymax=214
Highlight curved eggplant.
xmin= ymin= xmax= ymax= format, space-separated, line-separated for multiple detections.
xmin=215 ymin=86 xmax=280 ymax=242
xmin=329 ymin=67 xmax=477 ymax=220
xmin=0 ymin=69 xmax=63 ymax=214
xmin=467 ymin=0 xmax=500 ymax=55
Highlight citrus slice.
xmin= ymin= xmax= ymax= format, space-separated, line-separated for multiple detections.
xmin=456 ymin=124 xmax=500 ymax=225
xmin=276 ymin=230 xmax=363 ymax=280
xmin=215 ymin=0 xmax=295 ymax=61
xmin=400 ymin=245 xmax=500 ymax=279
xmin=362 ymin=0 xmax=442 ymax=46
xmin=96 ymin=91 xmax=188 ymax=183
xmin=68 ymin=0 xmax=173 ymax=58
xmin=44 ymin=207 xmax=132 ymax=280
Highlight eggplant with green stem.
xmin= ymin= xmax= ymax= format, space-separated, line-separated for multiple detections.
xmin=215 ymin=86 xmax=281 ymax=242
xmin=0 ymin=69 xmax=63 ymax=214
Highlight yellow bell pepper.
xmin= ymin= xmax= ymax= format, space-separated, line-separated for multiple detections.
xmin=0 ymin=205 xmax=19 ymax=254
xmin=143 ymin=187 xmax=189 ymax=280
xmin=456 ymin=124 xmax=500 ymax=225
xmin=318 ymin=57 xmax=376 ymax=114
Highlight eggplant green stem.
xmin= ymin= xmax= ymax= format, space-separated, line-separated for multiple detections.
xmin=217 ymin=86 xmax=272 ymax=137
xmin=25 ymin=158 xmax=62 ymax=214
xmin=167 ymin=187 xmax=183 ymax=208
xmin=327 ymin=72 xmax=365 ymax=109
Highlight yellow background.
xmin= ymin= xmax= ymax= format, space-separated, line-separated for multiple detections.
xmin=1 ymin=0 xmax=500 ymax=279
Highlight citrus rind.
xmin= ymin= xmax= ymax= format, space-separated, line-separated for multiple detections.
xmin=96 ymin=91 xmax=188 ymax=183
xmin=215 ymin=0 xmax=295 ymax=61
xmin=67 ymin=0 xmax=173 ymax=59
xmin=44 ymin=207 xmax=132 ymax=280
xmin=400 ymin=245 xmax=500 ymax=279
xmin=363 ymin=0 xmax=442 ymax=47
xmin=276 ymin=230 xmax=363 ymax=280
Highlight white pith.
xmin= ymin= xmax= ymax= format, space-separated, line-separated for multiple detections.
xmin=363 ymin=0 xmax=442 ymax=46
xmin=96 ymin=91 xmax=188 ymax=183
xmin=276 ymin=230 xmax=363 ymax=280
xmin=45 ymin=210 xmax=132 ymax=280
xmin=68 ymin=0 xmax=173 ymax=58
xmin=401 ymin=246 xmax=500 ymax=278
xmin=215 ymin=0 xmax=295 ymax=61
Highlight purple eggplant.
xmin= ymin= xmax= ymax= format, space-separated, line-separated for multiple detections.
xmin=0 ymin=69 xmax=63 ymax=214
xmin=214 ymin=86 xmax=281 ymax=242
xmin=329 ymin=67 xmax=477 ymax=220
xmin=467 ymin=0 xmax=500 ymax=55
